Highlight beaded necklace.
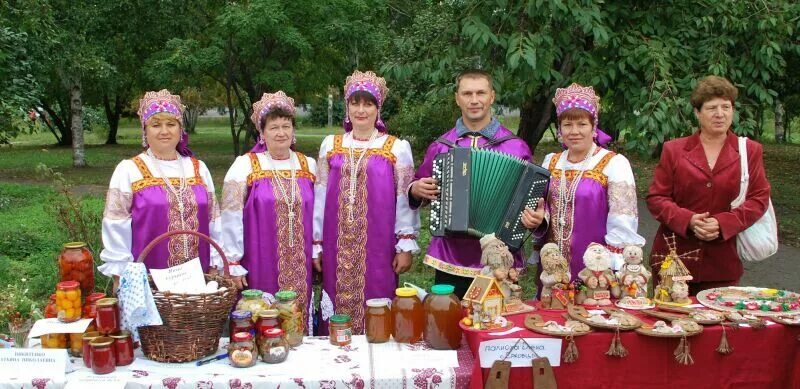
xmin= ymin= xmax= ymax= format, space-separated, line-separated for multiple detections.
xmin=146 ymin=149 xmax=190 ymax=258
xmin=264 ymin=151 xmax=298 ymax=247
xmin=346 ymin=130 xmax=378 ymax=222
xmin=553 ymin=143 xmax=596 ymax=257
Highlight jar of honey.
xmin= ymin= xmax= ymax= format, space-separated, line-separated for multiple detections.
xmin=89 ymin=336 xmax=116 ymax=375
xmin=110 ymin=330 xmax=135 ymax=366
xmin=423 ymin=284 xmax=463 ymax=350
xmin=392 ymin=287 xmax=424 ymax=343
xmin=365 ymin=298 xmax=392 ymax=343
xmin=81 ymin=331 xmax=101 ymax=367
xmin=95 ymin=298 xmax=120 ymax=335
xmin=59 ymin=242 xmax=95 ymax=296
xmin=275 ymin=290 xmax=303 ymax=347
xmin=329 ymin=314 xmax=353 ymax=346
xmin=55 ymin=281 xmax=82 ymax=322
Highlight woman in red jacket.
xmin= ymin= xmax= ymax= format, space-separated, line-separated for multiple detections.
xmin=647 ymin=75 xmax=771 ymax=295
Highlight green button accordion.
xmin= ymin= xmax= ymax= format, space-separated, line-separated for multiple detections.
xmin=430 ymin=147 xmax=550 ymax=251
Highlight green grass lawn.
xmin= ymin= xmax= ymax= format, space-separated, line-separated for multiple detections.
xmin=2 ymin=117 xmax=799 ymax=328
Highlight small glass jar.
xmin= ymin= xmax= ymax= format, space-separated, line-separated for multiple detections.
xmin=68 ymin=333 xmax=83 ymax=357
xmin=392 ymin=287 xmax=424 ymax=343
xmin=329 ymin=314 xmax=353 ymax=346
xmin=89 ymin=336 xmax=116 ymax=375
xmin=55 ymin=281 xmax=82 ymax=323
xmin=110 ymin=330 xmax=135 ymax=366
xmin=259 ymin=328 xmax=289 ymax=364
xmin=40 ymin=333 xmax=67 ymax=349
xmin=95 ymin=298 xmax=120 ymax=335
xmin=255 ymin=310 xmax=281 ymax=344
xmin=228 ymin=332 xmax=257 ymax=368
xmin=365 ymin=298 xmax=392 ymax=343
xmin=81 ymin=331 xmax=101 ymax=367
xmin=44 ymin=294 xmax=59 ymax=319
xmin=236 ymin=289 xmax=269 ymax=323
xmin=83 ymin=292 xmax=107 ymax=319
xmin=275 ymin=290 xmax=303 ymax=347
xmin=229 ymin=310 xmax=254 ymax=337
xmin=59 ymin=242 xmax=95 ymax=296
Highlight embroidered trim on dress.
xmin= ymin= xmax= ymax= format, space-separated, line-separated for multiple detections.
xmin=326 ymin=134 xmax=398 ymax=164
xmin=104 ymin=188 xmax=132 ymax=220
xmin=221 ymin=180 xmax=248 ymax=212
xmin=423 ymin=255 xmax=481 ymax=277
xmin=395 ymin=164 xmax=416 ymax=196
xmin=608 ymin=180 xmax=638 ymax=217
xmin=246 ymin=152 xmax=315 ymax=186
xmin=548 ymin=151 xmax=616 ymax=187
xmin=130 ymin=156 xmax=205 ymax=192
xmin=208 ymin=193 xmax=220 ymax=222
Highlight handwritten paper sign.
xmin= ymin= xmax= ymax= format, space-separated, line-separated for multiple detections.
xmin=478 ymin=338 xmax=562 ymax=367
xmin=64 ymin=374 xmax=126 ymax=389
xmin=29 ymin=318 xmax=93 ymax=338
xmin=150 ymin=257 xmax=206 ymax=293
xmin=0 ymin=348 xmax=67 ymax=382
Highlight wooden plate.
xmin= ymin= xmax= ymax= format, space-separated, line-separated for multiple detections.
xmin=648 ymin=305 xmax=725 ymax=325
xmin=523 ymin=314 xmax=592 ymax=337
xmin=770 ymin=315 xmax=800 ymax=326
xmin=635 ymin=322 xmax=703 ymax=338
xmin=567 ymin=305 xmax=641 ymax=331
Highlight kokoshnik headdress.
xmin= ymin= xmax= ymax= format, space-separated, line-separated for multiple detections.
xmin=250 ymin=91 xmax=297 ymax=153
xmin=137 ymin=89 xmax=193 ymax=156
xmin=343 ymin=70 xmax=389 ymax=132
xmin=552 ymin=83 xmax=611 ymax=147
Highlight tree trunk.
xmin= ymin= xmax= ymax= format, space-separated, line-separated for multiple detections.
xmin=41 ymin=100 xmax=72 ymax=146
xmin=225 ymin=83 xmax=240 ymax=156
xmin=775 ymin=100 xmax=785 ymax=143
xmin=103 ymin=94 xmax=122 ymax=145
xmin=183 ymin=106 xmax=200 ymax=134
xmin=70 ymin=79 xmax=86 ymax=167
xmin=518 ymin=53 xmax=574 ymax=153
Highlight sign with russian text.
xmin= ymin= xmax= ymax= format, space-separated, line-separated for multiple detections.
xmin=477 ymin=338 xmax=562 ymax=367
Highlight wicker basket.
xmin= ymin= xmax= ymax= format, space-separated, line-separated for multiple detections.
xmin=136 ymin=230 xmax=237 ymax=363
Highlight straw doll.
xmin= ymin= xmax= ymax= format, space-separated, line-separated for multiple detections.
xmin=576 ymin=243 xmax=620 ymax=306
xmin=539 ymin=243 xmax=571 ymax=309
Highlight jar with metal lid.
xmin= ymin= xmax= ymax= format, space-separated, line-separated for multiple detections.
xmin=228 ymin=332 xmax=257 ymax=368
xmin=82 ymin=292 xmax=107 ymax=320
xmin=229 ymin=310 xmax=254 ymax=337
xmin=110 ymin=330 xmax=135 ymax=366
xmin=365 ymin=298 xmax=392 ymax=343
xmin=392 ymin=287 xmax=424 ymax=343
xmin=89 ymin=336 xmax=116 ymax=375
xmin=259 ymin=328 xmax=289 ymax=364
xmin=95 ymin=298 xmax=120 ymax=334
xmin=329 ymin=314 xmax=353 ymax=346
xmin=236 ymin=289 xmax=269 ymax=323
xmin=81 ymin=331 xmax=101 ymax=367
xmin=55 ymin=281 xmax=82 ymax=322
xmin=275 ymin=290 xmax=303 ymax=347
xmin=59 ymin=241 xmax=95 ymax=296
xmin=255 ymin=309 xmax=281 ymax=344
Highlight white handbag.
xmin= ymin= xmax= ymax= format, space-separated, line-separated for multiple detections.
xmin=730 ymin=137 xmax=778 ymax=262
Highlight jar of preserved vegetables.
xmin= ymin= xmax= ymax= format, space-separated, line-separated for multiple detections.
xmin=275 ymin=290 xmax=303 ymax=347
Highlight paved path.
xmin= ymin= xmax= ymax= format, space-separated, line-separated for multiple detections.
xmin=637 ymin=199 xmax=799 ymax=291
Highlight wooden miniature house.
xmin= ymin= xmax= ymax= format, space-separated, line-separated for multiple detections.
xmin=463 ymin=275 xmax=508 ymax=317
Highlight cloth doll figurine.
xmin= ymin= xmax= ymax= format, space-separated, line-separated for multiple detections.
xmin=616 ymin=245 xmax=651 ymax=298
xmin=479 ymin=234 xmax=522 ymax=303
xmin=576 ymin=243 xmax=620 ymax=306
xmin=539 ymin=243 xmax=571 ymax=309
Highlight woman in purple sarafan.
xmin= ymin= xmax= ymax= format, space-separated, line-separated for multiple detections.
xmin=219 ymin=91 xmax=316 ymax=333
xmin=99 ymin=90 xmax=223 ymax=288
xmin=313 ymin=70 xmax=420 ymax=334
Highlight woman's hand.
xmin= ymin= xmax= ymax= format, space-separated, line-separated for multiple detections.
xmin=313 ymin=256 xmax=322 ymax=273
xmin=392 ymin=252 xmax=413 ymax=274
xmin=231 ymin=276 xmax=248 ymax=290
xmin=112 ymin=275 xmax=120 ymax=295
xmin=208 ymin=267 xmax=219 ymax=277
xmin=410 ymin=178 xmax=439 ymax=201
xmin=690 ymin=213 xmax=720 ymax=241
xmin=520 ymin=198 xmax=545 ymax=229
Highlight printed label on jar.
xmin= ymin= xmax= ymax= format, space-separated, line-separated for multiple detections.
xmin=230 ymin=349 xmax=254 ymax=366
xmin=269 ymin=346 xmax=286 ymax=358
xmin=335 ymin=328 xmax=352 ymax=343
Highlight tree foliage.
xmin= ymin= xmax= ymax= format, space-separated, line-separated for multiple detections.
xmin=382 ymin=0 xmax=800 ymax=154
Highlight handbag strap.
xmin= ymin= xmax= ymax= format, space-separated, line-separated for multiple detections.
xmin=731 ymin=136 xmax=749 ymax=208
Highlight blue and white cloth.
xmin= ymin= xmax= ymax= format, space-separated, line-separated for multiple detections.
xmin=118 ymin=262 xmax=163 ymax=341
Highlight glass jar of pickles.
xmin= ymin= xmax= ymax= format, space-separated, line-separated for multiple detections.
xmin=40 ymin=333 xmax=67 ymax=349
xmin=259 ymin=328 xmax=289 ymax=364
xmin=228 ymin=332 xmax=257 ymax=368
xmin=229 ymin=310 xmax=254 ymax=338
xmin=365 ymin=298 xmax=392 ymax=343
xmin=58 ymin=242 xmax=95 ymax=296
xmin=275 ymin=290 xmax=303 ymax=347
xmin=55 ymin=281 xmax=82 ymax=322
xmin=255 ymin=309 xmax=280 ymax=344
xmin=236 ymin=289 xmax=269 ymax=323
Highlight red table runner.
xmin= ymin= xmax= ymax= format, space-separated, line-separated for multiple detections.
xmin=464 ymin=301 xmax=800 ymax=389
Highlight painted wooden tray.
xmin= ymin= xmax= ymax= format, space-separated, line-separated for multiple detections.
xmin=567 ymin=305 xmax=641 ymax=331
xmin=523 ymin=314 xmax=592 ymax=337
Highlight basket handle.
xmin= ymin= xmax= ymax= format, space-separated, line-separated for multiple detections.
xmin=136 ymin=229 xmax=230 ymax=277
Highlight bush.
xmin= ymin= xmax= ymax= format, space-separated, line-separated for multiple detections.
xmin=386 ymin=96 xmax=460 ymax=158
xmin=308 ymin=98 xmax=345 ymax=127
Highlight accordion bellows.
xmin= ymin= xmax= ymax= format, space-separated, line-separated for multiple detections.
xmin=430 ymin=148 xmax=550 ymax=251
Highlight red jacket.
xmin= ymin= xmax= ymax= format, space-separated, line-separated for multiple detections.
xmin=647 ymin=131 xmax=771 ymax=282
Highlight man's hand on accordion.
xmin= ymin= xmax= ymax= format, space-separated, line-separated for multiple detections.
xmin=520 ymin=198 xmax=546 ymax=229
xmin=410 ymin=177 xmax=440 ymax=201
